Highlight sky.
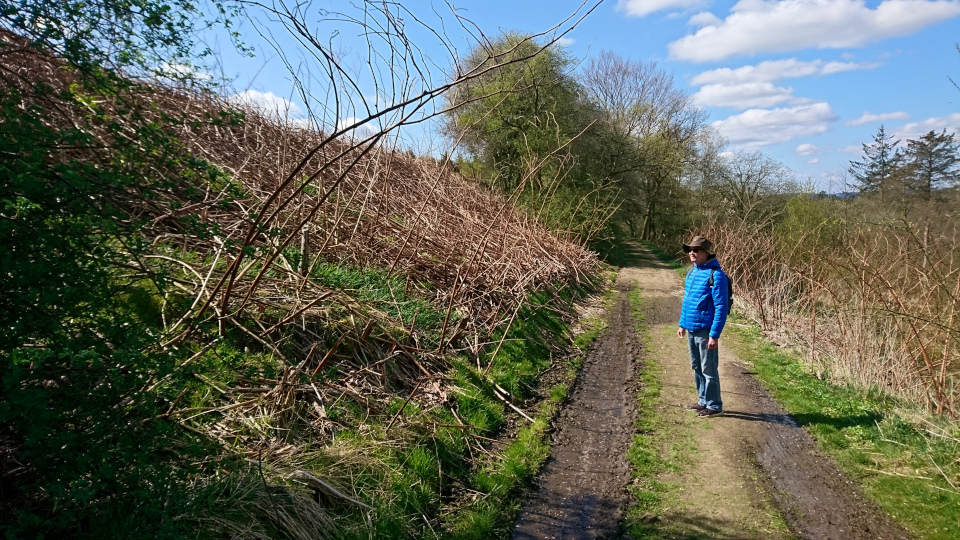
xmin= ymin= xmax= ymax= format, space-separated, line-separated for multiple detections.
xmin=211 ymin=0 xmax=960 ymax=192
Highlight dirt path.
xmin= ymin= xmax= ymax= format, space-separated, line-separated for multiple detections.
xmin=513 ymin=244 xmax=911 ymax=540
xmin=512 ymin=275 xmax=640 ymax=539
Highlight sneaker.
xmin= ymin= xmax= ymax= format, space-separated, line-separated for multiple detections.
xmin=685 ymin=403 xmax=706 ymax=411
xmin=697 ymin=408 xmax=723 ymax=418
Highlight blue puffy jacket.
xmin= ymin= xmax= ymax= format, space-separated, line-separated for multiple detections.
xmin=679 ymin=257 xmax=730 ymax=339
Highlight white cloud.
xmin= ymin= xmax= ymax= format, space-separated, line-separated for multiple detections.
xmin=796 ymin=143 xmax=821 ymax=155
xmin=821 ymin=60 xmax=880 ymax=74
xmin=838 ymin=144 xmax=864 ymax=154
xmin=691 ymin=58 xmax=877 ymax=85
xmin=693 ymin=82 xmax=800 ymax=109
xmin=617 ymin=0 xmax=708 ymax=17
xmin=711 ymin=102 xmax=838 ymax=147
xmin=229 ymin=90 xmax=303 ymax=117
xmin=807 ymin=157 xmax=821 ymax=164
xmin=688 ymin=11 xmax=723 ymax=26
xmin=889 ymin=113 xmax=960 ymax=140
xmin=553 ymin=36 xmax=576 ymax=47
xmin=844 ymin=111 xmax=911 ymax=126
xmin=668 ymin=0 xmax=960 ymax=62
xmin=689 ymin=58 xmax=876 ymax=109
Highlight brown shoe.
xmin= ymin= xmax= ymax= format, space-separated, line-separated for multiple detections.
xmin=697 ymin=408 xmax=723 ymax=418
xmin=685 ymin=403 xmax=706 ymax=411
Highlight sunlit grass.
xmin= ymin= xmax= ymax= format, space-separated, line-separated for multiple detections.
xmin=623 ymin=283 xmax=683 ymax=537
xmin=726 ymin=316 xmax=960 ymax=540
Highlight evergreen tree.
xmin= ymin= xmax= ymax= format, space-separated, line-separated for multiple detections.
xmin=903 ymin=129 xmax=960 ymax=198
xmin=849 ymin=125 xmax=904 ymax=197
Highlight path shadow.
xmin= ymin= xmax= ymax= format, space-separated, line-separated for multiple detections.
xmin=716 ymin=410 xmax=881 ymax=433
xmin=790 ymin=411 xmax=882 ymax=431
xmin=721 ymin=410 xmax=799 ymax=427
xmin=604 ymin=241 xmax=679 ymax=270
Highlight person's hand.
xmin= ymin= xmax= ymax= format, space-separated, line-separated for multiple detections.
xmin=708 ymin=337 xmax=719 ymax=349
xmin=677 ymin=327 xmax=686 ymax=338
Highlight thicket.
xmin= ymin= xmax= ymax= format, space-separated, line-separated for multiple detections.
xmin=1 ymin=2 xmax=605 ymax=537
xmin=685 ymin=121 xmax=960 ymax=415
xmin=703 ymin=188 xmax=960 ymax=415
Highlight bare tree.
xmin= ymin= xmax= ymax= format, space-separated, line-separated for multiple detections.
xmin=706 ymin=150 xmax=798 ymax=227
xmin=581 ymin=50 xmax=706 ymax=239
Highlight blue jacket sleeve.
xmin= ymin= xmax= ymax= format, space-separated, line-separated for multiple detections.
xmin=709 ymin=270 xmax=730 ymax=338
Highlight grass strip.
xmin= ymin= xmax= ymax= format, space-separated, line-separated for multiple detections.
xmin=621 ymin=282 xmax=690 ymax=538
xmin=726 ymin=316 xmax=960 ymax=540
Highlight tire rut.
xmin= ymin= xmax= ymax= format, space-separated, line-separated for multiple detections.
xmin=512 ymin=277 xmax=640 ymax=540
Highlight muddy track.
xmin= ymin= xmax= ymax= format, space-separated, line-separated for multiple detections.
xmin=512 ymin=244 xmax=911 ymax=540
xmin=511 ymin=276 xmax=640 ymax=539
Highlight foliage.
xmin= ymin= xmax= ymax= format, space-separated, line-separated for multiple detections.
xmin=849 ymin=126 xmax=960 ymax=209
xmin=581 ymin=51 xmax=707 ymax=242
xmin=2 ymin=7 xmax=606 ymax=538
xmin=775 ymin=195 xmax=848 ymax=267
xmin=445 ymin=34 xmax=619 ymax=243
xmin=849 ymin=125 xmax=905 ymax=199
xmin=0 ymin=1 xmax=250 ymax=535
xmin=703 ymin=150 xmax=798 ymax=228
xmin=1 ymin=0 xmax=242 ymax=79
xmin=902 ymin=129 xmax=960 ymax=198
xmin=446 ymin=34 xmax=580 ymax=189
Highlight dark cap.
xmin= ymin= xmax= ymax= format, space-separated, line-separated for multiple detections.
xmin=682 ymin=236 xmax=714 ymax=255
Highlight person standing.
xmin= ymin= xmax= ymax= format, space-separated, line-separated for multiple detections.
xmin=677 ymin=236 xmax=730 ymax=418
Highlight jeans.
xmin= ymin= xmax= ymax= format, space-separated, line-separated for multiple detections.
xmin=688 ymin=329 xmax=722 ymax=411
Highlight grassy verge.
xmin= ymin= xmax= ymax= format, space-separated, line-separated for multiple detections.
xmin=112 ymin=262 xmax=609 ymax=539
xmin=442 ymin=275 xmax=616 ymax=538
xmin=726 ymin=315 xmax=960 ymax=540
xmin=622 ymin=282 xmax=695 ymax=538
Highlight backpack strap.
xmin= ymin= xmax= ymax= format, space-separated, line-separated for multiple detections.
xmin=689 ymin=267 xmax=716 ymax=287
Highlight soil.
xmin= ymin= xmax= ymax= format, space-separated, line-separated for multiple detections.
xmin=512 ymin=274 xmax=640 ymax=539
xmin=511 ymin=244 xmax=912 ymax=540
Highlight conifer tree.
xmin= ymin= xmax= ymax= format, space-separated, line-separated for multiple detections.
xmin=849 ymin=125 xmax=904 ymax=198
xmin=903 ymin=129 xmax=960 ymax=198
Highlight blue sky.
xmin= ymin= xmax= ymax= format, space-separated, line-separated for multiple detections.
xmin=213 ymin=0 xmax=960 ymax=192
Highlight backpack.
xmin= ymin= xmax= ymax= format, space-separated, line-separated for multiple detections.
xmin=686 ymin=268 xmax=733 ymax=301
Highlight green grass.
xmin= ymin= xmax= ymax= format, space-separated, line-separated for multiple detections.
xmin=441 ymin=286 xmax=608 ymax=538
xmin=623 ymin=283 xmax=693 ymax=538
xmin=726 ymin=315 xmax=960 ymax=540
xmin=5 ymin=242 xmax=604 ymax=539
xmin=640 ymin=240 xmax=684 ymax=271
xmin=258 ymin=278 xmax=606 ymax=540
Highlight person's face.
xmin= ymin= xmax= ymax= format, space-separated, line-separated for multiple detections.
xmin=688 ymin=247 xmax=708 ymax=265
